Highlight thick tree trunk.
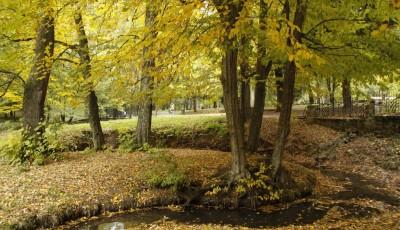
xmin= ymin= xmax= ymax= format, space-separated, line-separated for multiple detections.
xmin=240 ymin=81 xmax=251 ymax=121
xmin=342 ymin=78 xmax=352 ymax=115
xmin=136 ymin=4 xmax=156 ymax=147
xmin=213 ymin=0 xmax=247 ymax=179
xmin=10 ymin=111 xmax=16 ymax=121
xmin=75 ymin=11 xmax=105 ymax=150
xmin=239 ymin=37 xmax=252 ymax=123
xmin=327 ymin=77 xmax=336 ymax=106
xmin=271 ymin=0 xmax=308 ymax=179
xmin=137 ymin=94 xmax=152 ymax=146
xmin=192 ymin=97 xmax=197 ymax=112
xmin=316 ymin=80 xmax=322 ymax=105
xmin=222 ymin=48 xmax=247 ymax=178
xmin=271 ymin=61 xmax=296 ymax=178
xmin=22 ymin=14 xmax=55 ymax=135
xmin=247 ymin=0 xmax=273 ymax=153
xmin=275 ymin=68 xmax=284 ymax=112
xmin=87 ymin=91 xmax=104 ymax=150
xmin=308 ymin=84 xmax=315 ymax=104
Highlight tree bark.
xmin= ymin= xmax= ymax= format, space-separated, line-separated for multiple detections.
xmin=247 ymin=0 xmax=273 ymax=153
xmin=327 ymin=77 xmax=336 ymax=106
xmin=75 ymin=11 xmax=105 ymax=150
xmin=192 ymin=97 xmax=197 ymax=112
xmin=342 ymin=77 xmax=352 ymax=115
xmin=223 ymin=48 xmax=247 ymax=178
xmin=239 ymin=37 xmax=252 ymax=123
xmin=22 ymin=14 xmax=55 ymax=135
xmin=214 ymin=0 xmax=247 ymax=179
xmin=308 ymin=83 xmax=315 ymax=104
xmin=271 ymin=0 xmax=308 ymax=179
xmin=136 ymin=4 xmax=156 ymax=147
xmin=275 ymin=68 xmax=284 ymax=112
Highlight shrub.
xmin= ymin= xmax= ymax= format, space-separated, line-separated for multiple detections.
xmin=18 ymin=129 xmax=56 ymax=165
xmin=206 ymin=163 xmax=281 ymax=209
xmin=205 ymin=120 xmax=228 ymax=137
xmin=1 ymin=123 xmax=59 ymax=166
xmin=144 ymin=150 xmax=187 ymax=190
xmin=0 ymin=131 xmax=23 ymax=165
xmin=235 ymin=163 xmax=281 ymax=206
xmin=46 ymin=122 xmax=66 ymax=152
xmin=0 ymin=120 xmax=22 ymax=132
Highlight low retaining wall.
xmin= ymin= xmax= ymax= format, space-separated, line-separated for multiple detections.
xmin=306 ymin=116 xmax=400 ymax=133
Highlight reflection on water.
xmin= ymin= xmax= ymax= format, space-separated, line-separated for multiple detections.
xmin=75 ymin=202 xmax=331 ymax=230
xmin=98 ymin=222 xmax=125 ymax=230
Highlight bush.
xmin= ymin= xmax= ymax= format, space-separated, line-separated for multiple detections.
xmin=235 ymin=163 xmax=281 ymax=203
xmin=144 ymin=150 xmax=187 ymax=190
xmin=206 ymin=163 xmax=281 ymax=209
xmin=118 ymin=132 xmax=139 ymax=151
xmin=0 ymin=132 xmax=23 ymax=165
xmin=18 ymin=130 xmax=56 ymax=165
xmin=205 ymin=120 xmax=228 ymax=137
xmin=1 ymin=123 xmax=59 ymax=166
xmin=46 ymin=122 xmax=66 ymax=152
xmin=0 ymin=120 xmax=22 ymax=132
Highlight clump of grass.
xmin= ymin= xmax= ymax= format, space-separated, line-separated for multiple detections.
xmin=62 ymin=115 xmax=225 ymax=134
xmin=0 ymin=120 xmax=22 ymax=132
xmin=143 ymin=149 xmax=188 ymax=190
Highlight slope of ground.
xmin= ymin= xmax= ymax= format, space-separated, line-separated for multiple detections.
xmin=0 ymin=149 xmax=230 ymax=229
xmin=0 ymin=116 xmax=399 ymax=229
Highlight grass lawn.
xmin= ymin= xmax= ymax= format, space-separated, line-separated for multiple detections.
xmin=0 ymin=114 xmax=226 ymax=150
xmin=61 ymin=114 xmax=226 ymax=133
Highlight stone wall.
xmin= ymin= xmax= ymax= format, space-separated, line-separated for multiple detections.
xmin=305 ymin=116 xmax=400 ymax=133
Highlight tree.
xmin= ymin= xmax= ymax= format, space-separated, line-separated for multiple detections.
xmin=239 ymin=36 xmax=252 ymax=123
xmin=247 ymin=0 xmax=273 ymax=153
xmin=212 ymin=0 xmax=248 ymax=179
xmin=136 ymin=1 xmax=158 ymax=147
xmin=22 ymin=9 xmax=55 ymax=136
xmin=271 ymin=0 xmax=308 ymax=179
xmin=342 ymin=77 xmax=352 ymax=114
xmin=74 ymin=9 xmax=105 ymax=150
xmin=275 ymin=67 xmax=284 ymax=111
xmin=327 ymin=76 xmax=336 ymax=106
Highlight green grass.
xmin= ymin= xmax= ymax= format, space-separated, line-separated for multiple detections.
xmin=0 ymin=114 xmax=227 ymax=154
xmin=61 ymin=114 xmax=226 ymax=134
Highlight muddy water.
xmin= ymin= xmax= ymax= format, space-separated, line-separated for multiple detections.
xmin=75 ymin=202 xmax=329 ymax=230
xmin=72 ymin=168 xmax=391 ymax=230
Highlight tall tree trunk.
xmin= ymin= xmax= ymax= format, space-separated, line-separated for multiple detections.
xmin=247 ymin=0 xmax=273 ymax=153
xmin=136 ymin=4 xmax=156 ymax=147
xmin=192 ymin=97 xmax=197 ymax=112
xmin=239 ymin=37 xmax=252 ymax=123
xmin=327 ymin=77 xmax=336 ymax=106
xmin=271 ymin=0 xmax=308 ymax=179
xmin=11 ymin=111 xmax=16 ymax=121
xmin=222 ymin=48 xmax=247 ymax=179
xmin=275 ymin=68 xmax=284 ymax=112
xmin=22 ymin=14 xmax=55 ymax=135
xmin=308 ymin=83 xmax=315 ymax=104
xmin=342 ymin=78 xmax=352 ymax=114
xmin=214 ymin=0 xmax=247 ymax=179
xmin=75 ymin=11 xmax=105 ymax=150
xmin=316 ymin=79 xmax=322 ymax=105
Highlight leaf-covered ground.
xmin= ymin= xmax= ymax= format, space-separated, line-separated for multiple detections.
xmin=0 ymin=117 xmax=399 ymax=229
xmin=0 ymin=149 xmax=230 ymax=228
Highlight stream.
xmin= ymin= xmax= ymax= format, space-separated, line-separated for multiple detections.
xmin=74 ymin=202 xmax=329 ymax=230
xmin=71 ymin=169 xmax=395 ymax=230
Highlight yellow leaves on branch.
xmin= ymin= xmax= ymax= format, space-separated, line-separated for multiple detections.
xmin=288 ymin=46 xmax=326 ymax=71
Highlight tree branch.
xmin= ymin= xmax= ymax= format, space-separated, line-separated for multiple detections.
xmin=305 ymin=18 xmax=369 ymax=36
